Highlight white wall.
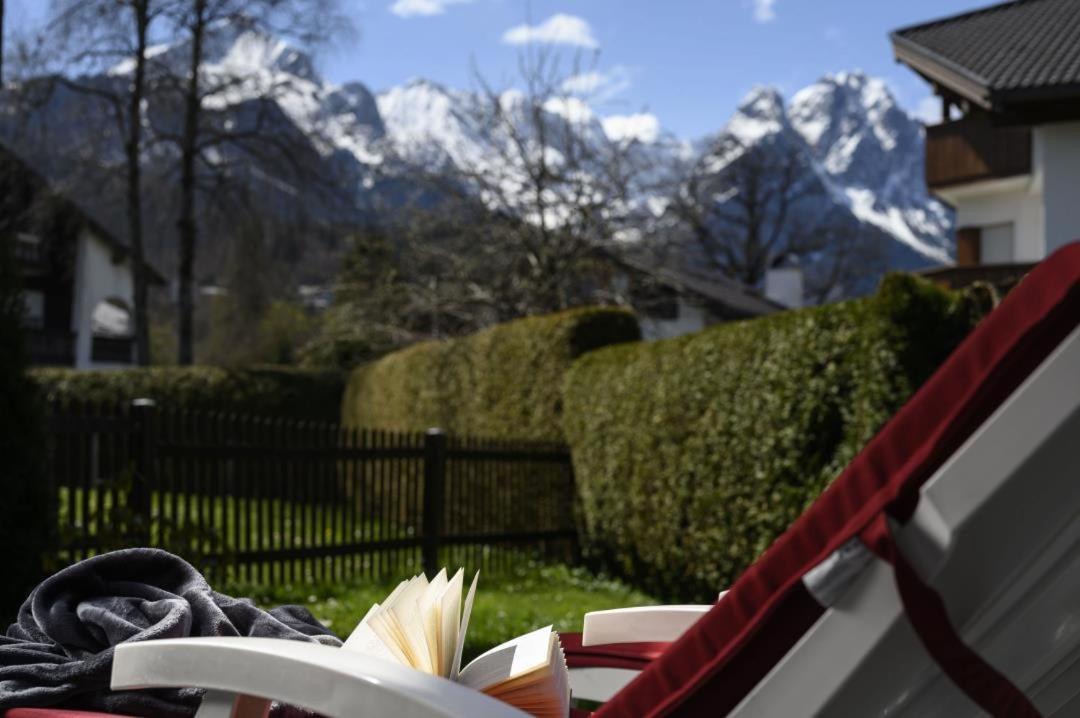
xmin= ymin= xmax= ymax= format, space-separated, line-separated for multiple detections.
xmin=939 ymin=121 xmax=1080 ymax=262
xmin=639 ymin=298 xmax=708 ymax=341
xmin=764 ymin=267 xmax=803 ymax=309
xmin=70 ymin=230 xmax=135 ymax=369
xmin=942 ymin=176 xmax=1044 ymax=262
xmin=1039 ymin=121 xmax=1080 ymax=254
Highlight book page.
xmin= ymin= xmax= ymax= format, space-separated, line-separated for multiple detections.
xmin=342 ymin=603 xmax=403 ymax=665
xmin=450 ymin=570 xmax=479 ymax=681
xmin=386 ymin=574 xmax=436 ymax=672
xmin=438 ymin=568 xmax=464 ymax=676
xmin=359 ymin=579 xmax=412 ymax=665
xmin=465 ymin=630 xmax=569 ymax=718
xmin=456 ymin=625 xmax=555 ymax=691
xmin=419 ymin=568 xmax=449 ymax=674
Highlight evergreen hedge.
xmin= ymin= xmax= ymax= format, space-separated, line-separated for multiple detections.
xmin=343 ymin=307 xmax=641 ymax=441
xmin=0 ymin=240 xmax=48 ymax=623
xmin=563 ymin=274 xmax=990 ymax=601
xmin=31 ymin=366 xmax=344 ymax=420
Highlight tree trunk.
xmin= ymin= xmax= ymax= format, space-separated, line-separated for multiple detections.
xmin=0 ymin=0 xmax=5 ymax=86
xmin=176 ymin=0 xmax=206 ymax=365
xmin=126 ymin=0 xmax=150 ymax=365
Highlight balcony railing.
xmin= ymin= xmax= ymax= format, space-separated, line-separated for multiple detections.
xmin=27 ymin=329 xmax=75 ymax=366
xmin=925 ymin=114 xmax=1032 ymax=190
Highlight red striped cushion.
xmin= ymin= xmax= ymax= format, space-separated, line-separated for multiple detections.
xmin=562 ymin=632 xmax=669 ymax=671
xmin=4 ymin=711 xmax=133 ymax=718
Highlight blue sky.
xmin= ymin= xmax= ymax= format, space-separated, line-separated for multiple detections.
xmin=8 ymin=0 xmax=991 ymax=139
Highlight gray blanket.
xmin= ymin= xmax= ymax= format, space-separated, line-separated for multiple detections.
xmin=0 ymin=549 xmax=341 ymax=717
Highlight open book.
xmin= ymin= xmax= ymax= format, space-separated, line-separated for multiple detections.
xmin=343 ymin=568 xmax=570 ymax=718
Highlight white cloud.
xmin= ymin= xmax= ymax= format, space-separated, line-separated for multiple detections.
xmin=560 ymin=65 xmax=631 ymax=103
xmin=544 ymin=96 xmax=595 ymax=124
xmin=752 ymin=0 xmax=776 ymax=23
xmin=914 ymin=95 xmax=941 ymax=124
xmin=389 ymin=0 xmax=472 ymax=18
xmin=602 ymin=113 xmax=661 ymax=144
xmin=502 ymin=14 xmax=599 ymax=49
xmin=561 ymin=71 xmax=606 ymax=94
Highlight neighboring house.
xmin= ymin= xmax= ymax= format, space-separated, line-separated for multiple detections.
xmin=1 ymin=145 xmax=164 ymax=368
xmin=892 ymin=0 xmax=1080 ymax=287
xmin=596 ymin=250 xmax=785 ymax=341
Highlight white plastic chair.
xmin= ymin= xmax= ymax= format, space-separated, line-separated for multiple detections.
xmin=111 ymin=637 xmax=527 ymax=718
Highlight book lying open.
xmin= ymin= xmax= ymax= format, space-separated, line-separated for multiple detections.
xmin=343 ymin=568 xmax=570 ymax=718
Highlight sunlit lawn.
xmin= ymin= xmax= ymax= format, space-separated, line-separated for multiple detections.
xmin=224 ymin=562 xmax=657 ymax=661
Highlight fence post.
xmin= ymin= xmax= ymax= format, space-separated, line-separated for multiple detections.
xmin=129 ymin=398 xmax=156 ymax=546
xmin=422 ymin=428 xmax=447 ymax=577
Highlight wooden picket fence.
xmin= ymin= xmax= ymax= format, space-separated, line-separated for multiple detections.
xmin=44 ymin=400 xmax=578 ymax=585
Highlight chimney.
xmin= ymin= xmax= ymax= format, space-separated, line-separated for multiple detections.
xmin=764 ymin=256 xmax=803 ymax=309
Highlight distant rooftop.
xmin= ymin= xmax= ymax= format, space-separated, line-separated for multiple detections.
xmin=892 ymin=0 xmax=1080 ymax=120
xmin=0 ymin=142 xmax=166 ymax=284
xmin=609 ymin=250 xmax=785 ymax=319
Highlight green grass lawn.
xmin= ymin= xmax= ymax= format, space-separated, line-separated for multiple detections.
xmin=224 ymin=562 xmax=657 ymax=661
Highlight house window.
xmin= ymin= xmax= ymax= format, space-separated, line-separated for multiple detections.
xmin=981 ymin=223 xmax=1014 ymax=264
xmin=15 ymin=233 xmax=44 ymax=263
xmin=21 ymin=290 xmax=45 ymax=329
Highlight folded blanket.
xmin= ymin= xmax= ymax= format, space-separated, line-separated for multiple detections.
xmin=0 ymin=549 xmax=341 ymax=717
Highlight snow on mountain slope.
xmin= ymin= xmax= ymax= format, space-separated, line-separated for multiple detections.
xmin=789 ymin=72 xmax=951 ymax=264
xmin=20 ymin=22 xmax=951 ymax=280
xmin=695 ymin=73 xmax=952 ymax=268
xmin=376 ymin=79 xmax=489 ymax=170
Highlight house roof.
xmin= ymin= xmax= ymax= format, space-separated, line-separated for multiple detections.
xmin=609 ymin=250 xmax=786 ymax=319
xmin=891 ymin=0 xmax=1080 ymax=118
xmin=0 ymin=142 xmax=166 ymax=285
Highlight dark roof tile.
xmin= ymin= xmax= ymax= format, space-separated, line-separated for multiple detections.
xmin=894 ymin=0 xmax=1080 ymax=94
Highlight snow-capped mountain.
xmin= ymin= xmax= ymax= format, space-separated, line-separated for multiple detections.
xmin=1 ymin=24 xmax=952 ymax=289
xmin=789 ymin=73 xmax=952 ymax=264
xmin=696 ymin=74 xmax=952 ymax=275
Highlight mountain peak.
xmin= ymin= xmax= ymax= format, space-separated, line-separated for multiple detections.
xmin=723 ymin=85 xmax=789 ymax=146
xmin=400 ymin=77 xmax=452 ymax=95
xmin=207 ymin=26 xmax=320 ymax=83
xmin=108 ymin=20 xmax=320 ymax=85
xmin=737 ymin=86 xmax=786 ymax=117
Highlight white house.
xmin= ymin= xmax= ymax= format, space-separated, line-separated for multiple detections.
xmin=5 ymin=145 xmax=164 ymax=368
xmin=596 ymin=249 xmax=786 ymax=342
xmin=892 ymin=0 xmax=1080 ymax=276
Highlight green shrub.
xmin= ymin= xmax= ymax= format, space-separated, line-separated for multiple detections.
xmin=343 ymin=307 xmax=641 ymax=441
xmin=563 ymin=274 xmax=987 ymax=601
xmin=31 ymin=365 xmax=344 ymax=420
xmin=0 ymin=240 xmax=48 ymax=623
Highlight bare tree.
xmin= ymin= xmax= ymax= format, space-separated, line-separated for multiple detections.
xmin=667 ymin=134 xmax=819 ymax=287
xmin=394 ymin=48 xmax=651 ymax=319
xmin=43 ymin=0 xmax=168 ymax=364
xmin=1 ymin=0 xmax=6 ymax=85
xmin=158 ymin=0 xmax=348 ymax=364
xmin=666 ymin=132 xmax=881 ymax=301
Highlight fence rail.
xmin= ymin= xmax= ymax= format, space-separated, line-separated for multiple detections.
xmin=44 ymin=400 xmax=578 ymax=585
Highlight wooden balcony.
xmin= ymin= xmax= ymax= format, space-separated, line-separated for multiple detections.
xmin=925 ymin=114 xmax=1032 ymax=190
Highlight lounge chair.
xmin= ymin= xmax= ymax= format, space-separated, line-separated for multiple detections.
xmin=6 ymin=242 xmax=1079 ymax=717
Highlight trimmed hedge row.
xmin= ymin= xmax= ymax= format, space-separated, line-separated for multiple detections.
xmin=0 ymin=241 xmax=48 ymax=623
xmin=31 ymin=366 xmax=345 ymax=420
xmin=343 ymin=307 xmax=641 ymax=441
xmin=563 ymin=274 xmax=990 ymax=601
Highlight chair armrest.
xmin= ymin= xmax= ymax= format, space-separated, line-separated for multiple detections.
xmin=582 ymin=604 xmax=714 ymax=646
xmin=111 ymin=637 xmax=527 ymax=718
